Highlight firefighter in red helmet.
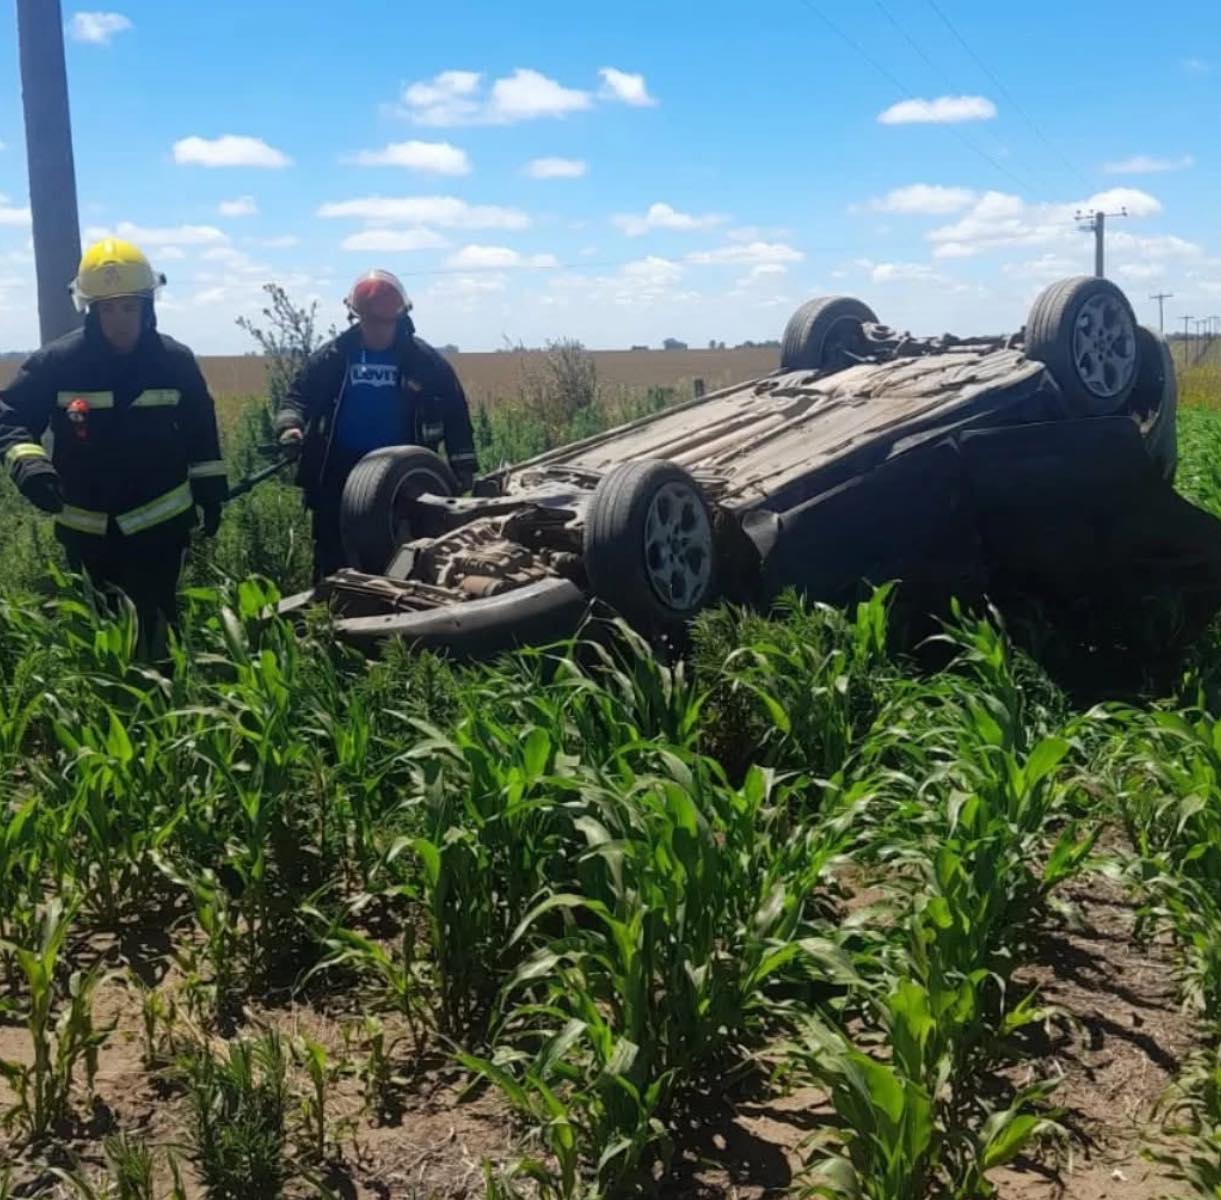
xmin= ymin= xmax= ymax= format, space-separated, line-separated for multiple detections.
xmin=274 ymin=269 xmax=478 ymax=582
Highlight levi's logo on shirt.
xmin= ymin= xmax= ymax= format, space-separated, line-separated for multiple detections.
xmin=348 ymin=362 xmax=398 ymax=388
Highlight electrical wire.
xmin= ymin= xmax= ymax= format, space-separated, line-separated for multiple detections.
xmin=923 ymin=0 xmax=1095 ymax=193
xmin=873 ymin=0 xmax=1057 ymax=193
xmin=791 ymin=0 xmax=1036 ymax=193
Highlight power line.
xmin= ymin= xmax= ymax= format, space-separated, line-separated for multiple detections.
xmin=791 ymin=0 xmax=1035 ymax=193
xmin=923 ymin=0 xmax=1094 ymax=194
xmin=872 ymin=0 xmax=1052 ymax=194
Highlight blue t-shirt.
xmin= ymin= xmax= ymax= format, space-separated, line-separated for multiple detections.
xmin=334 ymin=348 xmax=410 ymax=463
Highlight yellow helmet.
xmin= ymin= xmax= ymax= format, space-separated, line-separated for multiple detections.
xmin=70 ymin=238 xmax=166 ymax=312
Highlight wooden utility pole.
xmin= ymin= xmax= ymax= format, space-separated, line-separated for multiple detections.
xmin=16 ymin=0 xmax=83 ymax=346
xmin=1149 ymin=291 xmax=1173 ymax=334
xmin=1075 ymin=207 xmax=1128 ymax=278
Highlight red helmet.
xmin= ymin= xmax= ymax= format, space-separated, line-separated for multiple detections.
xmin=345 ymin=269 xmax=411 ymax=320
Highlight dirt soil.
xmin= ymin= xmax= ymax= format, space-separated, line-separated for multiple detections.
xmin=993 ymin=876 xmax=1198 ymax=1200
xmin=0 ymin=870 xmax=1202 ymax=1198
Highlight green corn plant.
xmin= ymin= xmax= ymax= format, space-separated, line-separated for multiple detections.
xmin=0 ymin=794 xmax=44 ymax=986
xmin=347 ymin=1015 xmax=411 ymax=1124
xmin=66 ymin=1131 xmax=157 ymax=1200
xmin=791 ymin=998 xmax=1060 ymax=1200
xmin=1148 ymin=1039 xmax=1221 ymax=1198
xmin=706 ymin=586 xmax=896 ymax=784
xmin=155 ymin=857 xmax=239 ymax=1025
xmin=397 ymin=705 xmax=580 ymax=1035
xmin=792 ymin=1009 xmax=936 ymax=1200
xmin=0 ymin=897 xmax=113 ymax=1141
xmin=292 ymin=1034 xmax=343 ymax=1164
xmin=50 ymin=706 xmax=186 ymax=928
xmin=301 ymin=905 xmax=430 ymax=1057
xmin=467 ymin=758 xmax=861 ymax=1194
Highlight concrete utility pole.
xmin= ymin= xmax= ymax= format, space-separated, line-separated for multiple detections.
xmin=16 ymin=0 xmax=83 ymax=346
xmin=1150 ymin=291 xmax=1173 ymax=334
xmin=1075 ymin=207 xmax=1128 ymax=278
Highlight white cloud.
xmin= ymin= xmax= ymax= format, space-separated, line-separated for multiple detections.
xmin=1110 ymin=232 xmax=1201 ymax=259
xmin=429 ymin=273 xmax=509 ymax=298
xmin=869 ymin=261 xmax=943 ymax=283
xmin=687 ymin=241 xmax=804 ymax=266
xmin=339 ymin=228 xmax=449 ymax=253
xmin=396 ymin=68 xmax=590 ymax=126
xmin=525 ymin=156 xmax=587 ymax=179
xmin=85 ymin=220 xmax=228 ymax=247
xmin=1182 ymin=58 xmax=1212 ymax=75
xmin=254 ymin=235 xmax=300 ymax=249
xmin=612 ymin=202 xmax=727 ymax=237
xmin=927 ymin=187 xmax=1163 ymax=258
xmin=445 ymin=245 xmax=559 ymax=270
xmin=68 ymin=11 xmax=132 ymax=45
xmin=491 ymin=68 xmax=591 ymax=122
xmin=1079 ymin=187 xmax=1163 ymax=217
xmin=733 ymin=263 xmax=789 ymax=291
xmin=878 ymin=95 xmax=997 ymax=125
xmin=1103 ymin=154 xmax=1194 ymax=175
xmin=598 ymin=67 xmax=656 ymax=107
xmin=318 ymin=195 xmax=529 ymax=230
xmin=870 ymin=184 xmax=977 ymax=215
xmin=156 ymin=246 xmax=186 ymax=261
xmin=621 ymin=256 xmax=684 ymax=285
xmin=198 ymin=246 xmax=269 ymax=275
xmin=1003 ymin=254 xmax=1081 ymax=283
xmin=0 ymin=195 xmax=31 ymax=227
xmin=172 ymin=135 xmax=292 ymax=169
xmin=349 ymin=140 xmax=471 ymax=175
xmin=218 ymin=196 xmax=258 ymax=217
xmin=399 ymin=70 xmax=483 ymax=125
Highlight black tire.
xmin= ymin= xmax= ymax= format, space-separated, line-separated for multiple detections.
xmin=584 ymin=459 xmax=717 ymax=633
xmin=780 ymin=296 xmax=879 ymax=372
xmin=339 ymin=446 xmax=458 ymax=574
xmin=1025 ymin=276 xmax=1140 ymax=416
xmin=1133 ymin=325 xmax=1177 ymax=484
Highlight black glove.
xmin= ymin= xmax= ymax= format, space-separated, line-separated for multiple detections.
xmin=199 ymin=503 xmax=222 ymax=537
xmin=19 ymin=466 xmax=64 ymax=514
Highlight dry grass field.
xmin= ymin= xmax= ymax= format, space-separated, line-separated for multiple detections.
xmin=0 ymin=347 xmax=779 ymax=404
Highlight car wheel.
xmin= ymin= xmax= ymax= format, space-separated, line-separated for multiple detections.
xmin=584 ymin=459 xmax=717 ymax=633
xmin=1025 ymin=276 xmax=1140 ymax=416
xmin=1133 ymin=325 xmax=1177 ymax=484
xmin=340 ymin=446 xmax=459 ymax=573
xmin=780 ymin=296 xmax=879 ymax=372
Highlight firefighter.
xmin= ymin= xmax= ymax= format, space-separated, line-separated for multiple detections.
xmin=274 ymin=269 xmax=478 ymax=582
xmin=0 ymin=238 xmax=228 ymax=655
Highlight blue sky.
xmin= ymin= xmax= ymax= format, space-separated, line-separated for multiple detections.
xmin=1 ymin=0 xmax=1219 ymax=353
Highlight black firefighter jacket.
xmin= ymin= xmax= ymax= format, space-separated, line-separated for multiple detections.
xmin=0 ymin=318 xmax=229 ymax=548
xmin=273 ymin=324 xmax=479 ymax=504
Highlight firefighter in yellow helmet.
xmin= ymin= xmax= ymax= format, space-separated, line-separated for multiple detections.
xmin=0 ymin=238 xmax=228 ymax=654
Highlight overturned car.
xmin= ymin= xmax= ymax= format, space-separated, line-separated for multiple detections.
xmin=280 ymin=275 xmax=1221 ymax=661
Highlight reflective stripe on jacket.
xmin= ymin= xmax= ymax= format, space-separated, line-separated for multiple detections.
xmin=0 ymin=318 xmax=229 ymax=540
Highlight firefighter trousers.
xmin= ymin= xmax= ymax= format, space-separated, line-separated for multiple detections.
xmin=64 ymin=534 xmax=189 ymax=659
